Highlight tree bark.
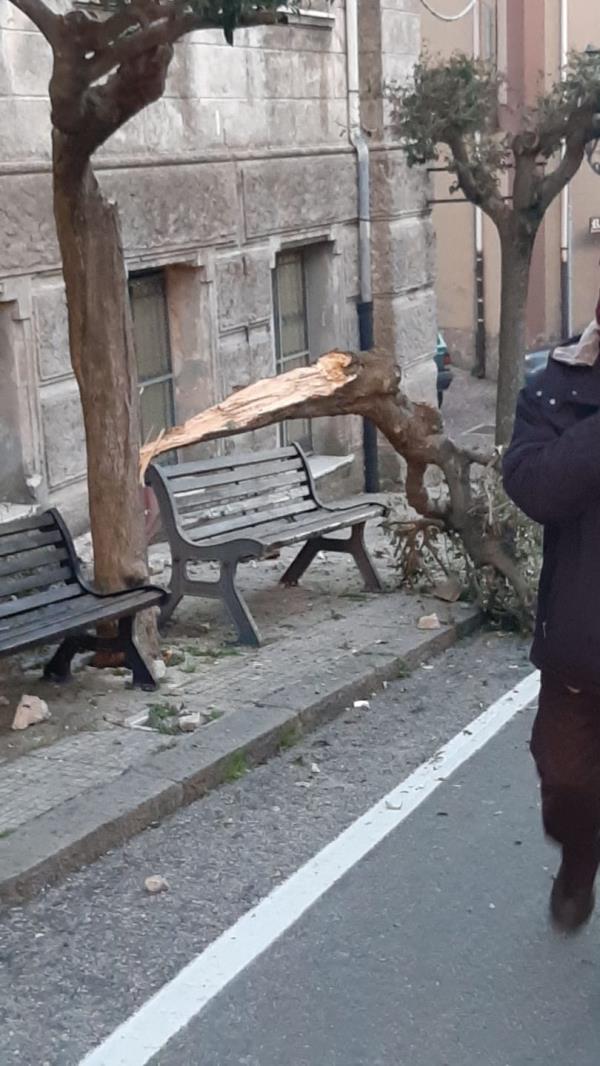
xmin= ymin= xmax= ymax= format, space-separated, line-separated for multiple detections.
xmin=495 ymin=220 xmax=536 ymax=446
xmin=53 ymin=134 xmax=157 ymax=656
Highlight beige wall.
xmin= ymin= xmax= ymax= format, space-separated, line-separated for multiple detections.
xmin=423 ymin=0 xmax=600 ymax=376
xmin=566 ymin=2 xmax=600 ymax=331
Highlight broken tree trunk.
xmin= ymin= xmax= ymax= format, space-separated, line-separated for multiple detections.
xmin=141 ymin=349 xmax=532 ymax=611
xmin=53 ymin=137 xmax=159 ymax=661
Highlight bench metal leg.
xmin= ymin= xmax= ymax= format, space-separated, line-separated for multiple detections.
xmin=349 ymin=524 xmax=384 ymax=592
xmin=159 ymin=556 xmax=185 ymax=628
xmin=281 ymin=524 xmax=383 ymax=593
xmin=118 ymin=616 xmax=158 ymax=691
xmin=219 ymin=561 xmax=261 ymax=647
xmin=280 ymin=540 xmax=321 ymax=587
xmin=44 ymin=637 xmax=82 ymax=683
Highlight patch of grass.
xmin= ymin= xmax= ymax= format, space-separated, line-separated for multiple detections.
xmin=278 ymin=723 xmax=302 ymax=751
xmin=146 ymin=702 xmax=179 ymax=735
xmin=207 ymin=709 xmax=224 ymax=722
xmin=395 ymin=659 xmax=411 ymax=679
xmin=194 ymin=647 xmax=242 ymax=660
xmin=222 ymin=750 xmax=248 ymax=782
xmin=340 ymin=592 xmax=369 ymax=602
xmin=0 ymin=828 xmax=14 ymax=841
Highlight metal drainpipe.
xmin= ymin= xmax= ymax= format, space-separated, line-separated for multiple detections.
xmin=560 ymin=0 xmax=572 ymax=338
xmin=346 ymin=0 xmax=379 ymax=493
xmin=472 ymin=0 xmax=487 ymax=378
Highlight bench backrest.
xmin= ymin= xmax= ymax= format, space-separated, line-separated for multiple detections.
xmin=0 ymin=509 xmax=81 ymax=620
xmin=147 ymin=445 xmax=319 ymax=543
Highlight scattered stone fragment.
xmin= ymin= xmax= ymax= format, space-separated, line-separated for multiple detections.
xmin=179 ymin=713 xmax=201 ymax=733
xmin=433 ymin=577 xmax=462 ymax=603
xmin=353 ymin=700 xmax=370 ymax=710
xmin=0 ymin=695 xmax=9 ymax=707
xmin=417 ymin=613 xmax=441 ymax=631
xmin=152 ymin=659 xmax=167 ymax=681
xmin=144 ymin=875 xmax=170 ymax=895
xmin=12 ymin=695 xmax=51 ymax=731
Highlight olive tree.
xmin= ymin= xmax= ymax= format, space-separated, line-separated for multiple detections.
xmin=389 ymin=51 xmax=600 ymax=444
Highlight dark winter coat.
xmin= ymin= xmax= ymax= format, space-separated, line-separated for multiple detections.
xmin=503 ymin=356 xmax=600 ymax=691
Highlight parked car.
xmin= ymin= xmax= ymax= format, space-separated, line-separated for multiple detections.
xmin=435 ymin=332 xmax=453 ymax=407
xmin=524 ymin=334 xmax=582 ymax=384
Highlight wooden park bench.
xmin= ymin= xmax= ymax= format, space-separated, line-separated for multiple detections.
xmin=146 ymin=444 xmax=385 ymax=646
xmin=0 ymin=509 xmax=166 ymax=690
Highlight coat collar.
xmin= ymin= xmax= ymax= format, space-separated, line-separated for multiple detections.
xmin=532 ymin=357 xmax=600 ymax=410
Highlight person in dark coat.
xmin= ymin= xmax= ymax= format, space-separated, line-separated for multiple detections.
xmin=503 ymin=309 xmax=600 ymax=933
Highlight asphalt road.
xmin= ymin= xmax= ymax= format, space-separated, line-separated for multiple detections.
xmin=148 ymin=699 xmax=600 ymax=1066
xmin=3 ymin=631 xmax=584 ymax=1066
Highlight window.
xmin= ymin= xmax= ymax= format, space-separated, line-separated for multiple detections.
xmin=272 ymin=250 xmax=312 ymax=451
xmin=129 ymin=271 xmax=175 ymax=449
xmin=481 ymin=0 xmax=497 ymax=64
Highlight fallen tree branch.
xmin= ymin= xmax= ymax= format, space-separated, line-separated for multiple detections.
xmin=140 ymin=348 xmax=533 ymax=614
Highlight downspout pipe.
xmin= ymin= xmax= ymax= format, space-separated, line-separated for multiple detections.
xmin=560 ymin=0 xmax=572 ymax=338
xmin=472 ymin=0 xmax=487 ymax=378
xmin=346 ymin=0 xmax=379 ymax=492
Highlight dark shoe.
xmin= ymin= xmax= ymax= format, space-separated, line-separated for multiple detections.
xmin=550 ymin=857 xmax=597 ymax=933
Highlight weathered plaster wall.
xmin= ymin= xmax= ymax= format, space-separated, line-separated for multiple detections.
xmin=0 ymin=0 xmax=435 ymax=523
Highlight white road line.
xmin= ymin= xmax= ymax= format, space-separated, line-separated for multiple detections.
xmin=79 ymin=670 xmax=540 ymax=1066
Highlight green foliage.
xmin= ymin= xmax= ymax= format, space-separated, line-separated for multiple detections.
xmin=388 ymin=51 xmax=504 ymax=166
xmin=385 ymin=467 xmax=542 ymax=632
xmin=535 ymin=49 xmax=600 ymax=156
xmin=95 ymin=0 xmax=299 ymax=43
xmin=388 ymin=47 xmax=600 ymax=206
xmin=222 ymin=750 xmax=248 ymax=782
xmin=146 ymin=702 xmax=179 ymax=735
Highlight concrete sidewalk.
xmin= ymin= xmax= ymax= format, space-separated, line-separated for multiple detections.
xmin=0 ymin=524 xmax=478 ymax=903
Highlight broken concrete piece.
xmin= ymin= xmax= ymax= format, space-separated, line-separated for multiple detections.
xmin=144 ymin=875 xmax=170 ymax=895
xmin=11 ymin=695 xmax=51 ymax=731
xmin=152 ymin=659 xmax=167 ymax=682
xmin=179 ymin=713 xmax=201 ymax=733
xmin=433 ymin=577 xmax=462 ymax=604
xmin=417 ymin=613 xmax=441 ymax=631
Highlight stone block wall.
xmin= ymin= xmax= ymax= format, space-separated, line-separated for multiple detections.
xmin=0 ymin=0 xmax=435 ymax=525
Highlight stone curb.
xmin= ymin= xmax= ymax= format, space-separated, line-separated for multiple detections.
xmin=0 ymin=608 xmax=480 ymax=905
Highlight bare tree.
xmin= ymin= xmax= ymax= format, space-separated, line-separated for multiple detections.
xmin=389 ymin=51 xmax=600 ymax=444
xmin=8 ymin=0 xmax=285 ymax=640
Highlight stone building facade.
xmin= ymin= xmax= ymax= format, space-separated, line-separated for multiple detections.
xmin=0 ymin=0 xmax=436 ymax=530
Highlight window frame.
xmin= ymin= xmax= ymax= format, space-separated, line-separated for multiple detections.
xmin=128 ymin=269 xmax=176 ymax=452
xmin=272 ymin=248 xmax=313 ymax=452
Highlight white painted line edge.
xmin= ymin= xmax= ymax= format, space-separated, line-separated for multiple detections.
xmin=79 ymin=670 xmax=540 ymax=1066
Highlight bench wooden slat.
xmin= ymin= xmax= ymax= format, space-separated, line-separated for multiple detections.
xmin=179 ymin=486 xmax=312 ymax=531
xmin=0 ymin=582 xmax=84 ymax=623
xmin=196 ymin=503 xmax=384 ymax=549
xmin=186 ymin=497 xmax=318 ymax=542
xmin=173 ymin=469 xmax=307 ymax=513
xmin=0 ymin=546 xmax=71 ymax=582
xmin=170 ymin=458 xmax=305 ymax=498
xmin=0 ymin=512 xmax=57 ymax=539
xmin=175 ymin=477 xmax=309 ymax=519
xmin=161 ymin=447 xmax=299 ymax=481
xmin=0 ymin=528 xmax=64 ymax=560
xmin=0 ymin=588 xmax=163 ymax=647
xmin=0 ymin=565 xmax=75 ymax=600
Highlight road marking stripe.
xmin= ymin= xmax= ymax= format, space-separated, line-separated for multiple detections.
xmin=79 ymin=670 xmax=540 ymax=1066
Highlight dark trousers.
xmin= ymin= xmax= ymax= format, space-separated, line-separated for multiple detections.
xmin=532 ymin=675 xmax=600 ymax=868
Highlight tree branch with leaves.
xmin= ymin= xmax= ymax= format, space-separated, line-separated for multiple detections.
xmin=388 ymin=49 xmax=600 ymax=444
